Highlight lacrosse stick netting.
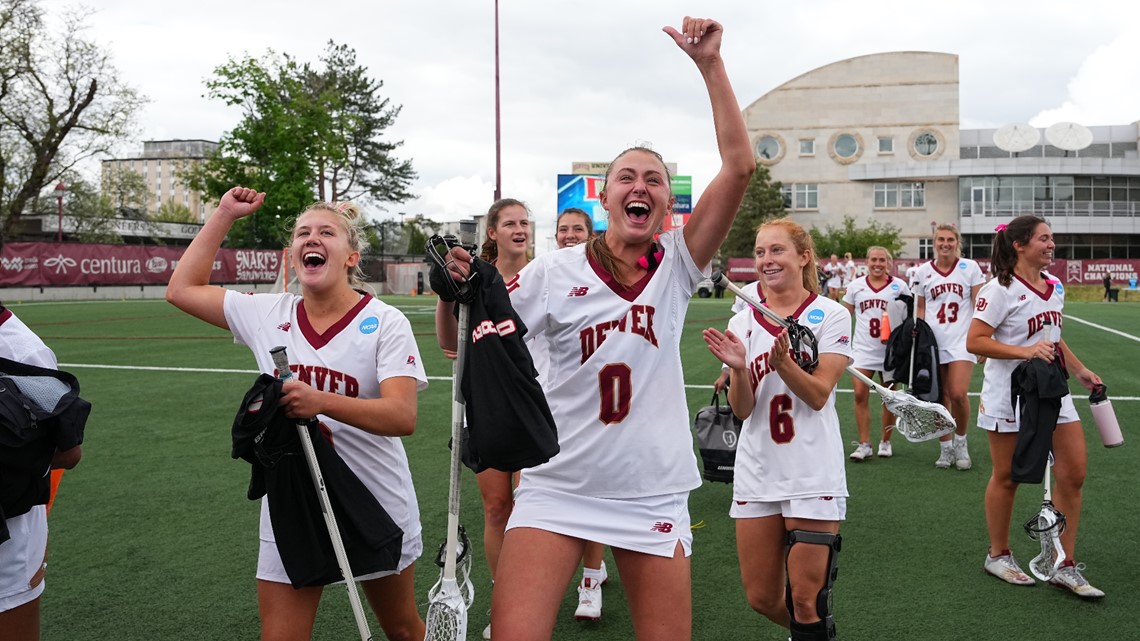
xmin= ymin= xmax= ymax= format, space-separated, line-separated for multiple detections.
xmin=1024 ymin=453 xmax=1067 ymax=581
xmin=425 ymin=301 xmax=471 ymax=641
xmin=712 ymin=273 xmax=956 ymax=443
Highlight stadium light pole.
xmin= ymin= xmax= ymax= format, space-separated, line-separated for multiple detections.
xmin=493 ymin=0 xmax=502 ymax=202
xmin=54 ymin=182 xmax=67 ymax=242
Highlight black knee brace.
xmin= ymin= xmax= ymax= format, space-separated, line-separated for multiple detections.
xmin=785 ymin=529 xmax=841 ymax=641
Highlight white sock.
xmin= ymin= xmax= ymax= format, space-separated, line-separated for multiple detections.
xmin=953 ymin=434 xmax=967 ymax=446
xmin=941 ymin=440 xmax=953 ymax=451
xmin=583 ymin=564 xmax=605 ymax=584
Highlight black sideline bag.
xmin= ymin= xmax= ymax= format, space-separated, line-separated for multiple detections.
xmin=693 ymin=391 xmax=742 ymax=483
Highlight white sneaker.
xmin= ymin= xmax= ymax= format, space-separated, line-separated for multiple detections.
xmin=935 ymin=445 xmax=954 ymax=469
xmin=954 ymin=439 xmax=972 ymax=470
xmin=983 ymin=551 xmax=1035 ymax=586
xmin=877 ymin=441 xmax=893 ymax=458
xmin=575 ymin=577 xmax=604 ymax=620
xmin=1049 ymin=563 xmax=1105 ymax=599
xmin=483 ymin=623 xmax=491 ymax=640
xmin=849 ymin=442 xmax=873 ymax=461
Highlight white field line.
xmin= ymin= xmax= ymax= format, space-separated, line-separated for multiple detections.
xmin=1065 ymin=314 xmax=1140 ymax=344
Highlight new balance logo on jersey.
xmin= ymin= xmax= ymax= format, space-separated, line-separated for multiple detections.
xmin=277 ymin=322 xmax=291 ymax=332
xmin=568 ymin=286 xmax=589 ymax=297
xmin=649 ymin=521 xmax=674 ymax=533
xmin=579 ymin=304 xmax=658 ymax=363
xmin=1018 ymin=295 xmax=1027 ymax=302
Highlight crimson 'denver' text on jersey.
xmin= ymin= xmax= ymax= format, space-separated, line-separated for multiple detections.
xmin=728 ymin=295 xmax=852 ymax=502
xmin=579 ymin=304 xmax=658 ymax=363
xmin=973 ymin=271 xmax=1067 ymax=419
xmin=223 ymin=290 xmax=429 ymax=547
xmin=507 ymin=229 xmax=705 ymax=499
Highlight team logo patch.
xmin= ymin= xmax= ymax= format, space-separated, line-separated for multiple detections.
xmin=406 ymin=355 xmax=417 ymax=366
xmin=976 ymin=298 xmax=988 ymax=312
xmin=890 ymin=282 xmax=900 ymax=291
xmin=359 ymin=316 xmax=379 ymax=334
xmin=806 ymin=309 xmax=825 ymax=324
xmin=568 ymin=286 xmax=589 ymax=297
xmin=722 ymin=431 xmax=738 ymax=448
xmin=277 ymin=322 xmax=291 ymax=332
xmin=958 ymin=261 xmax=967 ymax=270
xmin=649 ymin=522 xmax=674 ymax=533
xmin=1054 ymin=283 xmax=1064 ymax=295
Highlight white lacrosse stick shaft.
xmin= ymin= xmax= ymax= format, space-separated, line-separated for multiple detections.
xmin=270 ymin=346 xmax=373 ymax=641
xmin=444 ymin=303 xmax=470 ymax=582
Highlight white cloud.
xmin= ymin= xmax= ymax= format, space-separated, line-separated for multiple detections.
xmin=1031 ymin=28 xmax=1140 ymax=127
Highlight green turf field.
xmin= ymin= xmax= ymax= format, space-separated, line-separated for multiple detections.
xmin=15 ymin=296 xmax=1140 ymax=640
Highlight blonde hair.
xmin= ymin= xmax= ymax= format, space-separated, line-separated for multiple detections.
xmin=866 ymin=245 xmax=894 ymax=262
xmin=757 ymin=218 xmax=820 ymax=294
xmin=291 ymin=201 xmax=371 ymax=293
xmin=933 ymin=223 xmax=962 ymax=258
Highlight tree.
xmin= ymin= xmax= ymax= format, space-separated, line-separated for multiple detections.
xmin=809 ymin=215 xmax=904 ymax=260
xmin=0 ymin=0 xmax=144 ymax=244
xmin=717 ymin=165 xmax=785 ymax=261
xmin=30 ymin=174 xmax=122 ymax=244
xmin=188 ymin=41 xmax=416 ymax=248
xmin=154 ymin=199 xmax=195 ymax=224
xmin=101 ymin=168 xmax=148 ymax=218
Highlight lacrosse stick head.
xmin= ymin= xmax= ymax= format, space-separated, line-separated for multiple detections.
xmin=1024 ymin=501 xmax=1068 ymax=580
xmin=880 ymin=389 xmax=957 ymax=442
xmin=424 ymin=582 xmax=468 ymax=641
xmin=432 ymin=525 xmax=474 ymax=608
xmin=426 ymin=234 xmax=479 ymax=303
xmin=785 ymin=320 xmax=820 ymax=372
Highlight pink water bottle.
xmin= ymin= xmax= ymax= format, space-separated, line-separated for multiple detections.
xmin=1089 ymin=384 xmax=1123 ymax=448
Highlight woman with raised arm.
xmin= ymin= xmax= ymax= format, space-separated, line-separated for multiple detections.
xmin=434 ymin=16 xmax=753 ymax=641
xmin=912 ymin=224 xmax=985 ymax=470
xmin=967 ymin=215 xmax=1104 ymax=599
xmin=166 ymin=189 xmax=428 ymax=641
xmin=703 ymin=219 xmax=851 ymax=641
xmin=842 ymin=247 xmax=911 ymax=461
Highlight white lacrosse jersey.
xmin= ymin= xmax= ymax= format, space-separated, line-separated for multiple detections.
xmin=843 ymin=260 xmax=856 ymax=287
xmin=223 ymin=291 xmax=428 ymax=544
xmin=730 ymin=281 xmax=762 ymax=315
xmin=824 ymin=261 xmax=842 ymax=289
xmin=508 ymin=228 xmax=705 ymax=499
xmin=905 ymin=264 xmax=920 ymax=285
xmin=0 ymin=308 xmax=57 ymax=368
xmin=913 ymin=259 xmax=985 ymax=352
xmin=973 ymin=272 xmax=1068 ymax=419
xmin=728 ymin=295 xmax=852 ymax=502
xmin=842 ymin=275 xmax=911 ymax=370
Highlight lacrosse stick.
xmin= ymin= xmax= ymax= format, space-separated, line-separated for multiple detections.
xmin=1024 ymin=452 xmax=1067 ymax=581
xmin=713 ymin=273 xmax=956 ymax=442
xmin=907 ymin=288 xmax=918 ymax=391
xmin=424 ymin=300 xmax=471 ymax=641
xmin=269 ymin=346 xmax=373 ymax=641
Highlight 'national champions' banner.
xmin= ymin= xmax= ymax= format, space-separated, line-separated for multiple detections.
xmin=0 ymin=242 xmax=281 ymax=287
xmin=556 ymin=174 xmax=692 ymax=233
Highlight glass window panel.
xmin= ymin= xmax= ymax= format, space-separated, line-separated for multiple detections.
xmin=800 ymin=140 xmax=815 ymax=155
xmin=879 ymin=137 xmax=894 ymax=153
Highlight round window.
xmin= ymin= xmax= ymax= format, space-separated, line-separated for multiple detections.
xmin=756 ymin=135 xmax=781 ymax=160
xmin=915 ymin=132 xmax=939 ymax=156
xmin=834 ymin=134 xmax=858 ymax=158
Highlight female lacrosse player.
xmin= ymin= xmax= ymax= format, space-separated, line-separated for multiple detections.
xmin=550 ymin=208 xmax=614 ymax=623
xmin=842 ymin=252 xmax=856 ymax=291
xmin=967 ymin=215 xmax=1104 ymax=599
xmin=913 ymin=224 xmax=985 ymax=470
xmin=824 ymin=254 xmax=842 ymax=301
xmin=555 ymin=208 xmax=593 ymax=250
xmin=435 ymin=16 xmax=753 ymax=641
xmin=0 ymin=307 xmax=83 ymax=641
xmin=167 ymin=188 xmax=428 ymax=641
xmin=703 ymin=219 xmax=851 ymax=641
xmin=842 ymin=247 xmax=911 ymax=460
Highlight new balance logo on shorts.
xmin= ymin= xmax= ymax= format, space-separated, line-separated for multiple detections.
xmin=277 ymin=322 xmax=291 ymax=332
xmin=649 ymin=521 xmax=674 ymax=533
xmin=568 ymin=286 xmax=589 ymax=297
xmin=406 ymin=355 xmax=417 ymax=366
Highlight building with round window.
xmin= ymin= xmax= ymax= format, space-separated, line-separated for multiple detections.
xmin=744 ymin=52 xmax=1140 ymax=260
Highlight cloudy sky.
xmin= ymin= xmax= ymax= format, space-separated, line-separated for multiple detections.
xmin=42 ymin=0 xmax=1140 ymax=251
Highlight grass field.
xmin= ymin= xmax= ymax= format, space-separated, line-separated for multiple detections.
xmin=14 ymin=296 xmax=1140 ymax=640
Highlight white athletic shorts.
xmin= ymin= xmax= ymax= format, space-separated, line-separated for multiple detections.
xmin=0 ymin=505 xmax=48 ymax=613
xmin=939 ymin=347 xmax=977 ymax=364
xmin=977 ymin=395 xmax=1078 ymax=434
xmin=508 ymin=486 xmax=693 ymax=558
xmin=730 ymin=497 xmax=847 ymax=522
xmin=257 ymin=528 xmax=423 ymax=585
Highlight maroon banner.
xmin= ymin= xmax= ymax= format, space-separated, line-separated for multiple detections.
xmin=730 ymin=256 xmax=1140 ymax=287
xmin=0 ymin=242 xmax=282 ymax=287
